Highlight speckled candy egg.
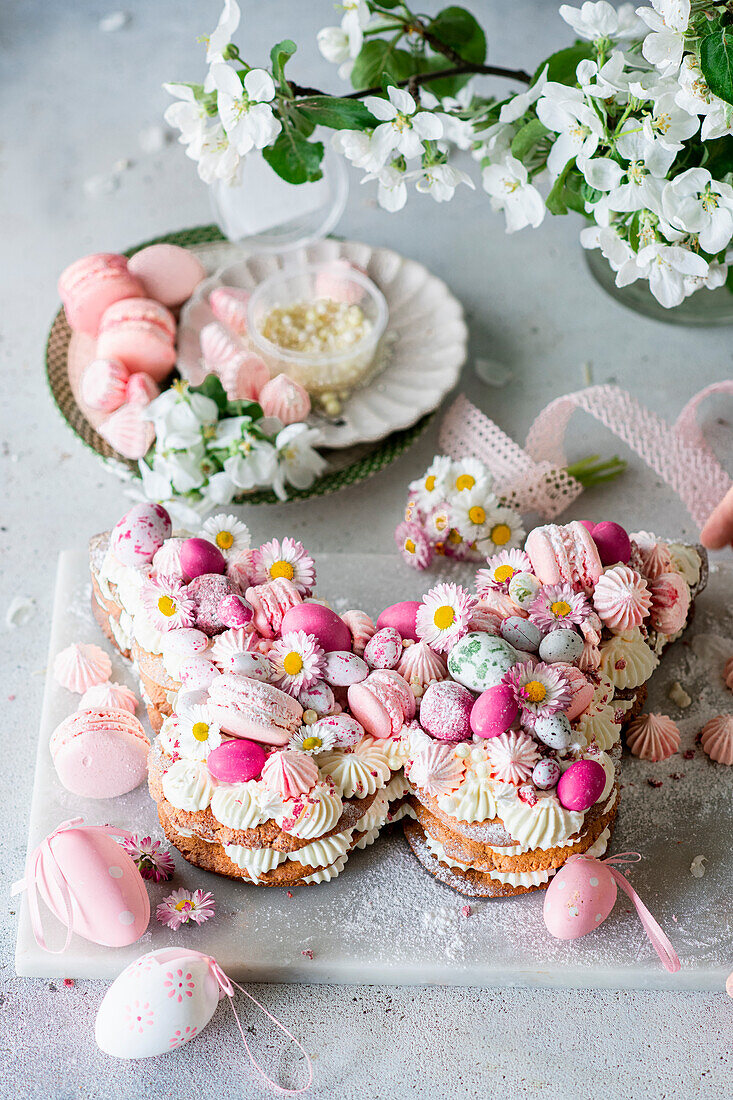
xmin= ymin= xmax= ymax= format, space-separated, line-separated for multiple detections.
xmin=557 ymin=759 xmax=606 ymax=811
xmin=322 ymin=650 xmax=368 ymax=687
xmin=587 ymin=521 xmax=632 ymax=566
xmin=280 ymin=604 xmax=352 ymax=653
xmin=95 ymin=947 xmax=223 ymax=1058
xmin=470 ymin=684 xmax=518 ymax=739
xmin=160 ymin=628 xmax=209 ymax=661
xmin=538 ymin=628 xmax=584 ymax=665
xmin=364 ymin=628 xmax=403 ymax=670
xmin=543 ymin=857 xmax=617 ymax=940
xmin=447 ymin=632 xmax=520 ymax=693
xmin=532 ymin=758 xmax=561 ymax=789
xmin=207 ymin=738 xmax=266 ymax=783
xmin=178 ymin=656 xmax=220 ymax=690
xmin=420 ymin=681 xmax=474 ymax=741
xmin=297 ymin=680 xmax=335 ymax=716
xmin=180 ymin=538 xmax=227 ymax=581
xmin=110 ymin=503 xmax=172 ymax=567
xmin=376 ymin=600 xmax=421 ymax=641
xmin=227 ymin=652 xmax=272 ymax=680
xmin=532 ymin=712 xmax=574 ymax=751
xmin=501 ymin=616 xmax=541 ymax=653
xmin=218 ymin=593 xmax=253 ymax=628
xmin=507 ymin=572 xmax=541 ymax=610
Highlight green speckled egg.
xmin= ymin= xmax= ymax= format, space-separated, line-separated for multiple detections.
xmin=447 ymin=632 xmax=521 ymax=692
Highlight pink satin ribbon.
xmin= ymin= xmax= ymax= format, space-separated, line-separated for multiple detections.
xmin=209 ymin=959 xmax=313 ymax=1095
xmin=572 ymin=851 xmax=681 ymax=974
xmin=439 ymin=383 xmax=732 ymax=526
xmin=11 ymin=817 xmax=133 ymax=954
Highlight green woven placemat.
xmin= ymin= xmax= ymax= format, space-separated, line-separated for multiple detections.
xmin=45 ymin=225 xmax=434 ymax=504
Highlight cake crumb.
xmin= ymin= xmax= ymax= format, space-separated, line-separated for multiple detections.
xmin=63 ymin=979 xmax=75 ymax=988
xmin=647 ymin=778 xmax=663 ymax=788
xmin=286 ymin=891 xmax=293 ymax=898
xmin=301 ymin=949 xmax=313 ymax=960
xmin=690 ymin=855 xmax=707 ymax=878
xmin=683 ymin=748 xmax=695 ymax=760
xmin=668 ymin=680 xmax=691 ymax=708
xmin=460 ymin=905 xmax=472 ymax=918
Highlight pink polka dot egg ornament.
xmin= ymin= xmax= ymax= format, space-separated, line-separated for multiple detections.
xmin=11 ymin=818 xmax=149 ymax=951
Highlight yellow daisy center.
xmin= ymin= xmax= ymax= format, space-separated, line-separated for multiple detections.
xmin=174 ymin=899 xmax=193 ymax=912
xmin=283 ymin=651 xmax=304 ymax=676
xmin=433 ymin=604 xmax=456 ymax=630
xmin=192 ymin=722 xmax=210 ymax=742
xmin=215 ymin=530 xmax=234 ymax=550
xmin=468 ymin=505 xmax=486 ymax=525
xmin=448 ymin=528 xmax=462 ymax=545
xmin=551 ymin=600 xmax=572 ymax=618
xmin=491 ymin=523 xmax=512 ymax=546
xmin=524 ymin=680 xmax=547 ymax=703
xmin=157 ymin=595 xmax=177 ymax=617
xmin=455 ymin=474 xmax=475 ymax=491
xmin=270 ymin=559 xmax=295 ymax=580
xmin=494 ymin=564 xmax=515 ymax=583
xmin=425 ymin=474 xmax=436 ymax=492
xmin=434 ymin=514 xmax=448 ymax=532
xmin=404 ymin=538 xmax=416 ymax=554
xmin=301 ymin=735 xmax=322 ymax=751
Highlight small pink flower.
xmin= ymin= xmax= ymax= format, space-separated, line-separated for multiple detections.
xmin=503 ymin=661 xmax=571 ymax=722
xmin=142 ymin=574 xmax=195 ymax=633
xmin=124 ymin=1000 xmax=154 ymax=1033
xmin=415 ymin=582 xmax=477 ymax=653
xmin=252 ymin=538 xmax=315 ymax=595
xmin=156 ymin=888 xmax=216 ymax=930
xmin=395 ymin=520 xmax=432 ymax=570
xmin=476 ymin=548 xmax=532 ymax=594
xmin=121 ymin=834 xmax=175 ymax=882
xmin=169 ymin=1025 xmax=198 ymax=1049
xmin=528 ymin=583 xmax=591 ymax=632
xmin=163 ymin=968 xmax=196 ymax=1002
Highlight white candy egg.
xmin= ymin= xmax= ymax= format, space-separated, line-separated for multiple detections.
xmin=95 ymin=948 xmax=223 ymax=1058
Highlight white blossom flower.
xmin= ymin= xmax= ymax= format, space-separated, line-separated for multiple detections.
xmin=559 ymin=2 xmax=620 ymax=41
xmin=636 ymin=242 xmax=708 ymax=307
xmin=144 ymin=387 xmax=219 ymax=449
xmin=661 ymin=168 xmax=733 ymax=254
xmin=163 ymin=84 xmax=209 ymax=145
xmin=641 ymin=92 xmax=699 ymax=151
xmin=332 ymin=129 xmax=385 ymax=173
xmin=273 ymin=423 xmax=326 ymax=499
xmin=415 ymin=163 xmax=475 ymax=202
xmin=420 ymin=87 xmax=476 ymax=150
xmin=683 ymin=259 xmax=727 ymax=297
xmin=482 ymin=155 xmax=545 ymax=233
xmin=473 ymin=121 xmax=515 ymax=163
xmin=364 ymin=86 xmax=443 ymax=161
xmin=361 ymin=164 xmax=413 ymax=212
xmin=675 ymin=55 xmax=733 ymax=140
xmin=535 ymin=83 xmax=606 ymax=178
xmin=205 ymin=0 xmax=240 ymax=64
xmin=317 ymin=26 xmax=356 ymax=80
xmin=499 ymin=65 xmax=548 ymax=123
xmin=224 ymin=438 xmax=279 ymax=490
xmin=187 ymin=122 xmax=240 ymax=184
xmin=580 ymin=224 xmax=649 ymax=287
xmin=209 ymin=65 xmax=281 ymax=155
xmin=638 ymin=0 xmax=690 ymax=77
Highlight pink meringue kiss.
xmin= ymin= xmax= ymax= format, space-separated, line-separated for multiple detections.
xmin=700 ymin=715 xmax=733 ymax=765
xmin=626 ymin=713 xmax=680 ymax=761
xmin=341 ymin=610 xmax=376 ymax=655
xmin=199 ymin=321 xmax=242 ymax=368
xmin=81 ymin=358 xmax=130 ymax=412
xmin=397 ymin=641 xmax=447 ymax=692
xmin=724 ymin=656 xmax=733 ymax=693
xmin=408 ymin=741 xmax=466 ymax=796
xmin=54 ymin=642 xmax=112 ymax=693
xmin=648 ymin=572 xmax=690 ymax=635
xmin=98 ymin=402 xmax=155 ymax=460
xmin=220 ymin=351 xmax=270 ymax=402
xmin=258 ymin=374 xmax=311 ymax=425
xmin=125 ymin=371 xmax=160 ymax=407
xmin=209 ymin=286 xmax=251 ymax=338
xmin=593 ymin=565 xmax=651 ymax=631
xmin=79 ymin=681 xmax=138 ymax=714
xmin=261 ymin=749 xmax=318 ymax=799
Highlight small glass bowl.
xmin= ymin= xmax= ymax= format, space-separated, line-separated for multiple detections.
xmin=247 ymin=263 xmax=388 ymax=408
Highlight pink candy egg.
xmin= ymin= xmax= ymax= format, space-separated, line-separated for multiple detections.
xmin=207 ymin=738 xmax=266 ymax=783
xmin=280 ymin=604 xmax=352 ymax=653
xmin=33 ymin=822 xmax=149 ymax=948
xmin=543 ymin=856 xmax=618 ymax=939
xmin=218 ymin=593 xmax=253 ymax=628
xmin=322 ymin=650 xmax=368 ymax=687
xmin=111 ymin=503 xmax=172 ymax=566
xmin=376 ymin=601 xmax=421 ymax=641
xmin=420 ymin=681 xmax=474 ymax=742
xmin=557 ymin=759 xmax=606 ymax=811
xmin=470 ymin=683 xmax=518 ymax=738
xmin=178 ymin=656 xmax=220 ymax=690
xmin=180 ymin=538 xmax=227 ymax=581
xmin=95 ymin=947 xmax=221 ymax=1058
xmin=587 ymin=521 xmax=631 ymax=566
xmin=364 ymin=627 xmax=403 ymax=670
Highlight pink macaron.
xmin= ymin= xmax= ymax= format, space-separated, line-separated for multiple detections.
xmin=58 ymin=253 xmax=144 ymax=336
xmin=128 ymin=243 xmax=206 ymax=309
xmin=96 ymin=298 xmax=177 ymax=381
xmin=50 ymin=708 xmax=150 ymax=799
xmin=525 ymin=521 xmax=602 ymax=593
xmin=207 ymin=674 xmax=303 ymax=746
xmin=347 ymin=669 xmax=416 ymax=739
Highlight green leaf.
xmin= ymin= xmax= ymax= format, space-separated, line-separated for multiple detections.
xmin=227 ymin=400 xmax=263 ymax=420
xmin=705 ymin=134 xmax=733 ymax=178
xmin=284 ymin=104 xmax=316 ymax=138
xmin=628 ymin=211 xmax=641 ymax=253
xmin=297 ymin=96 xmax=376 ymax=131
xmin=350 ymin=40 xmax=421 ymax=90
xmin=726 ymin=265 xmax=733 ymax=294
xmin=510 ymin=118 xmax=549 ymax=159
xmin=192 ymin=374 xmax=229 ymax=414
xmin=545 ymin=157 xmax=583 ymax=215
xmin=427 ymin=6 xmax=487 ymax=65
xmin=263 ymin=128 xmax=324 ymax=184
xmin=533 ymin=44 xmax=593 ymax=87
xmin=270 ymin=39 xmax=296 ymax=86
xmin=700 ymin=29 xmax=733 ymax=106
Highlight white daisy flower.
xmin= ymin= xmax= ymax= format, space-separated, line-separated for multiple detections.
xmin=270 ymin=630 xmax=325 ymax=695
xmin=449 ymin=487 xmax=501 ymax=544
xmin=288 ymin=724 xmax=338 ymax=755
xmin=415 ymin=582 xmax=477 ymax=653
xmin=142 ymin=576 xmax=195 ymax=633
xmin=252 ymin=537 xmax=316 ymax=595
xmin=177 ymin=704 xmax=222 ymax=760
xmin=447 ymin=457 xmax=492 ymax=498
xmin=201 ymin=513 xmax=251 ymax=558
xmin=475 ymin=505 xmax=525 ymax=555
xmin=424 ymin=502 xmax=453 ymax=541
xmin=408 ymin=455 xmax=453 ymax=515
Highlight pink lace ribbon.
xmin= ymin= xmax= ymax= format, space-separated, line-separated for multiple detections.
xmin=209 ymin=960 xmax=313 ymax=1095
xmin=439 ymin=384 xmax=732 ymax=525
xmin=10 ymin=817 xmax=133 ymax=954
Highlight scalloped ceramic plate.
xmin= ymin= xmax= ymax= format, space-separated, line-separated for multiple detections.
xmin=178 ymin=238 xmax=467 ymax=449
